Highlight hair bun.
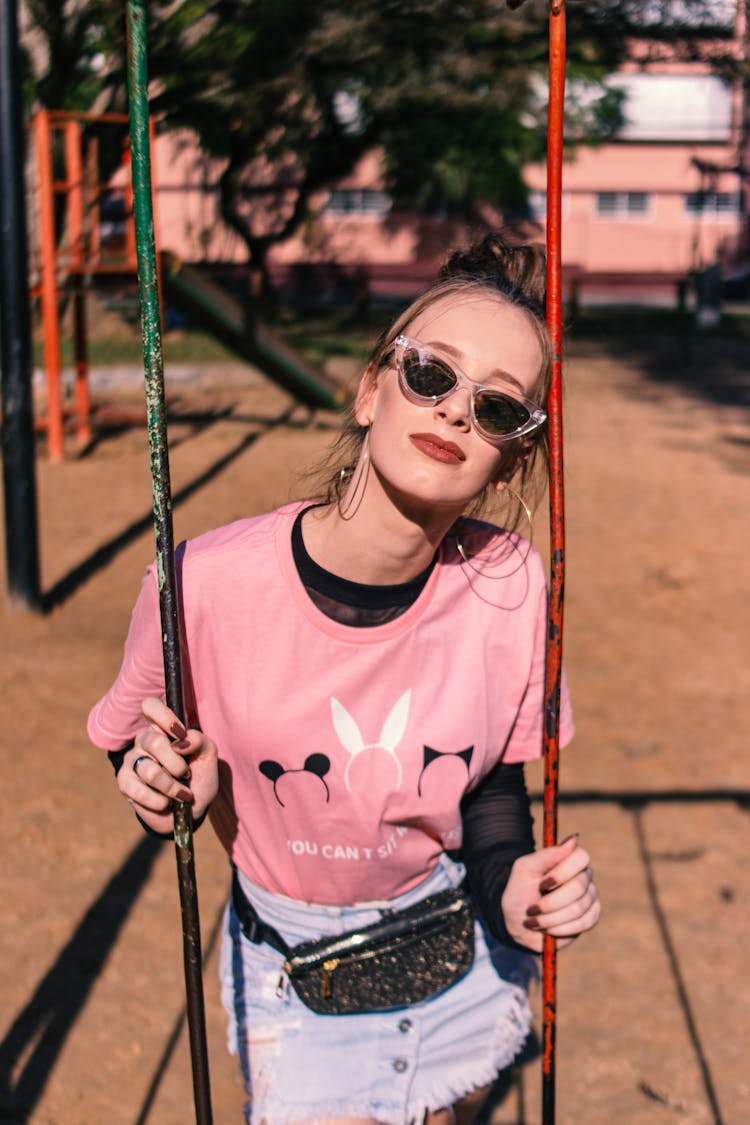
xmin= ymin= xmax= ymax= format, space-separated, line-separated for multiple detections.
xmin=439 ymin=231 xmax=547 ymax=310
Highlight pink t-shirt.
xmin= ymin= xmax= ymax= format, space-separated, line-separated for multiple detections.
xmin=88 ymin=502 xmax=573 ymax=904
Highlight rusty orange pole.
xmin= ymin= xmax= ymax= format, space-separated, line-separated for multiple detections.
xmin=123 ymin=141 xmax=137 ymax=268
xmin=72 ymin=285 xmax=91 ymax=447
xmin=65 ymin=117 xmax=92 ymax=447
xmin=64 ymin=119 xmax=84 ymax=268
xmin=86 ymin=133 xmax=102 ymax=266
xmin=542 ymin=1 xmax=566 ymax=1122
xmin=34 ymin=109 xmax=65 ymax=462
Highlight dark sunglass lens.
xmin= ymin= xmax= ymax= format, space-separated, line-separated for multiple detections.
xmin=403 ymin=353 xmax=456 ymax=399
xmin=474 ymin=390 xmax=529 ymax=436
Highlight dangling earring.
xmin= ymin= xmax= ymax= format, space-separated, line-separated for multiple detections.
xmin=337 ymin=429 xmax=371 ymax=521
xmin=454 ymin=485 xmax=534 ymax=580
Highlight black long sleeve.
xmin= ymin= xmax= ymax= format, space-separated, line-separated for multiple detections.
xmin=461 ymin=760 xmax=536 ymax=950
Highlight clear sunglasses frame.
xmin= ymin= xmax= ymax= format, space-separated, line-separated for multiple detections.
xmin=392 ymin=334 xmax=547 ymax=445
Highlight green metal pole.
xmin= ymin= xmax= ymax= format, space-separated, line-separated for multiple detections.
xmin=125 ymin=4 xmax=213 ymax=1121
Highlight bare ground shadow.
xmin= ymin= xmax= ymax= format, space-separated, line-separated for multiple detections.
xmin=43 ymin=402 xmax=343 ymax=612
xmin=41 ymin=407 xmax=297 ymax=613
xmin=567 ymin=309 xmax=750 ymax=415
xmin=2 ymin=788 xmax=743 ymax=1122
xmin=0 ymin=835 xmax=164 ymax=1123
xmin=527 ymin=788 xmax=746 ymax=1125
xmin=632 ymin=807 xmax=726 ymax=1125
xmin=42 ymin=428 xmax=263 ymax=611
xmin=134 ymin=892 xmax=228 ymax=1125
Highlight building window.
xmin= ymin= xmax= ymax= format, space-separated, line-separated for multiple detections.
xmin=624 ymin=0 xmax=736 ymax=30
xmin=325 ymin=189 xmax=391 ymax=216
xmin=685 ymin=191 xmax=741 ymax=216
xmin=528 ymin=189 xmax=569 ymax=221
xmin=595 ymin=191 xmax=650 ymax=217
xmin=608 ymin=73 xmax=732 ymax=142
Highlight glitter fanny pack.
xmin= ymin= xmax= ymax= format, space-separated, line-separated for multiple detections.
xmin=231 ymin=866 xmax=475 ymax=1015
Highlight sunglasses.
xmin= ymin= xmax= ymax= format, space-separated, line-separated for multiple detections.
xmin=392 ymin=335 xmax=547 ymax=445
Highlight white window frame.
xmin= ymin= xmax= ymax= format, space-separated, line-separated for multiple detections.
xmin=594 ymin=191 xmax=652 ymax=219
xmin=528 ymin=189 xmax=570 ymax=222
xmin=684 ymin=190 xmax=742 ymax=220
xmin=324 ymin=189 xmax=391 ymax=216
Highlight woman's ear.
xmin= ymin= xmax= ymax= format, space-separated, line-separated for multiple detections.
xmin=491 ymin=439 xmax=534 ymax=491
xmin=353 ymin=364 xmax=380 ymax=427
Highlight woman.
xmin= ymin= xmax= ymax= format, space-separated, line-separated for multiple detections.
xmin=88 ymin=231 xmax=601 ymax=1125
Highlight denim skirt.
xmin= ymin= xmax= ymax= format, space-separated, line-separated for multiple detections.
xmin=219 ymin=855 xmax=535 ymax=1125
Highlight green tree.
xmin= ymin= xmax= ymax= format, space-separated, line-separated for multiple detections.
xmin=141 ymin=0 xmax=633 ymax=291
xmin=21 ymin=0 xmax=739 ymax=292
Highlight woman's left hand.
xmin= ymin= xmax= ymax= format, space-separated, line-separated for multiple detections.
xmin=501 ymin=833 xmax=601 ymax=952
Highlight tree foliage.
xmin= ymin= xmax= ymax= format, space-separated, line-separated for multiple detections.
xmin=21 ymin=0 xmax=740 ymax=282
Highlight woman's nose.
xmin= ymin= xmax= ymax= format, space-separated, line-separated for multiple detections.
xmin=434 ymin=385 xmax=472 ymax=430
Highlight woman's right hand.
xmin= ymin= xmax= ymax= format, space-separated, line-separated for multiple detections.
xmin=117 ymin=697 xmax=219 ymax=834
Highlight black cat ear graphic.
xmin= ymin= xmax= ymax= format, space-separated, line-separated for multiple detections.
xmin=422 ymin=746 xmax=443 ymax=770
xmin=259 ymin=760 xmax=284 ymax=783
xmin=417 ymin=745 xmax=474 ymax=797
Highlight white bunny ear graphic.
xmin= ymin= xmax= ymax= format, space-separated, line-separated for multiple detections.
xmin=379 ymin=690 xmax=411 ymax=752
xmin=331 ymin=697 xmax=365 ymax=755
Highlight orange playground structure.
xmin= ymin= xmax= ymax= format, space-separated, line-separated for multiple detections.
xmin=28 ymin=109 xmax=159 ymax=462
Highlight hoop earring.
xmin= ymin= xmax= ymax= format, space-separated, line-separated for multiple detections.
xmin=337 ymin=429 xmax=371 ymax=521
xmin=454 ymin=486 xmax=534 ymax=580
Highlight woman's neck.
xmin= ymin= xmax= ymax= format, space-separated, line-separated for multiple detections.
xmin=301 ymin=487 xmax=460 ymax=585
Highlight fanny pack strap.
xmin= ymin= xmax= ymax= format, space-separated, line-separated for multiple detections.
xmin=231 ymin=866 xmax=291 ymax=958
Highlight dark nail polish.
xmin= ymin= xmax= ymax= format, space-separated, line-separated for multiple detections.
xmin=177 ymin=787 xmax=193 ymax=803
xmin=184 ymin=767 xmax=192 ymax=781
xmin=171 ymin=720 xmax=187 ymax=740
xmin=523 ymin=918 xmax=540 ymax=930
xmin=539 ymin=877 xmax=557 ymax=894
xmin=526 ymin=904 xmax=542 ymax=917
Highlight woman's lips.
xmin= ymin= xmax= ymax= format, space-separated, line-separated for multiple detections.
xmin=409 ymin=433 xmax=466 ymax=464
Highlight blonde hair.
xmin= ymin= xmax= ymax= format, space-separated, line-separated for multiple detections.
xmin=307 ymin=230 xmax=553 ymax=522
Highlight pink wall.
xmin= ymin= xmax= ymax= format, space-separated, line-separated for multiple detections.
xmin=148 ymin=129 xmax=744 ymax=289
xmin=525 ymin=142 xmax=743 ymax=276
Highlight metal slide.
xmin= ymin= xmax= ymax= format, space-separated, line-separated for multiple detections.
xmin=161 ymin=250 xmax=346 ymax=410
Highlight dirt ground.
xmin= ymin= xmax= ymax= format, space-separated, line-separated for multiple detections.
xmin=0 ymin=313 xmax=748 ymax=1125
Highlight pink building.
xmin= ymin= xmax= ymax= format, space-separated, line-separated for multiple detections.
xmin=149 ymin=0 xmax=748 ymax=304
xmin=523 ymin=0 xmax=748 ymax=300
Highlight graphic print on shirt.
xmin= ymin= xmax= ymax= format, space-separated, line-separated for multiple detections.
xmin=417 ymin=745 xmax=474 ymax=797
xmin=331 ymin=690 xmax=411 ymax=794
xmin=258 ymin=754 xmax=331 ymax=807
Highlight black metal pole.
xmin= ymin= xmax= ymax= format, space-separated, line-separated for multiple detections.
xmin=125 ymin=3 xmax=213 ymax=1121
xmin=0 ymin=0 xmax=41 ymax=612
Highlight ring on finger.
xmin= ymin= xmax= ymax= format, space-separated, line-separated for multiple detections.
xmin=132 ymin=755 xmax=153 ymax=779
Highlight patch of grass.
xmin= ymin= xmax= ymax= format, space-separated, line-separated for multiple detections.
xmin=31 ymin=304 xmax=395 ymax=372
xmin=568 ymin=303 xmax=750 ymax=343
xmin=32 ymin=328 xmax=242 ymax=369
xmin=33 ymin=296 xmax=749 ymax=374
xmin=277 ymin=307 xmax=393 ymax=367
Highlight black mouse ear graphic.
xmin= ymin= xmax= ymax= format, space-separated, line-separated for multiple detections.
xmin=259 ymin=760 xmax=285 ymax=783
xmin=303 ymin=753 xmax=330 ymax=778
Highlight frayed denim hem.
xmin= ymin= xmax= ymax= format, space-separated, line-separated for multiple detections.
xmin=238 ymin=989 xmax=532 ymax=1125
